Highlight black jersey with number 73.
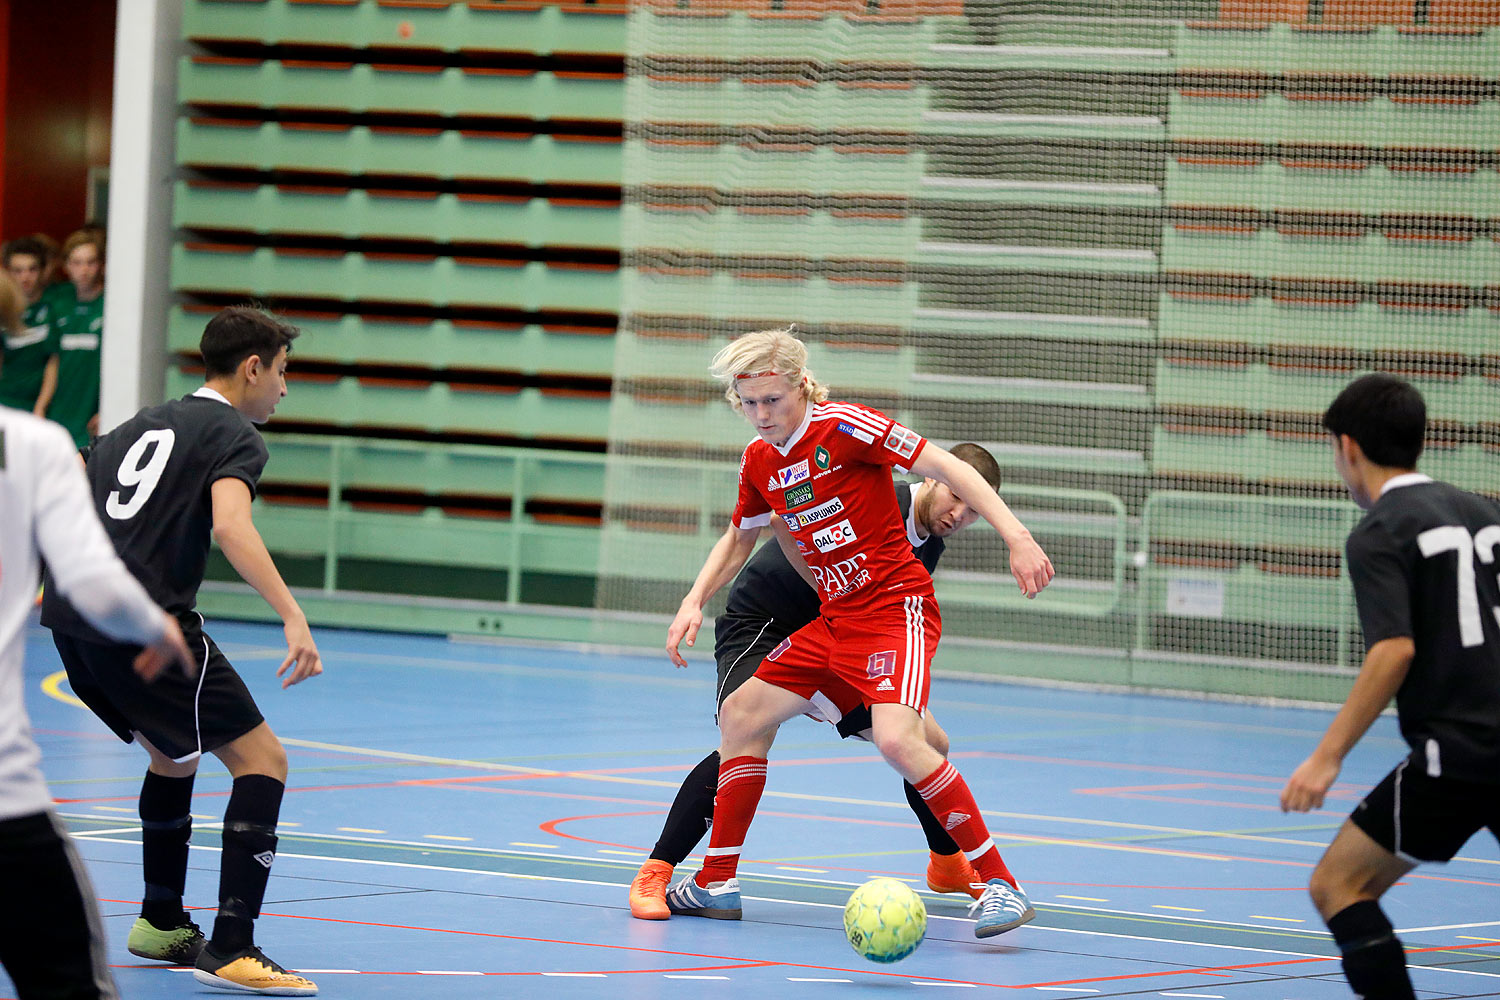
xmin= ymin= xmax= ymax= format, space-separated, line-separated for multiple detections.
xmin=41 ymin=392 xmax=268 ymax=641
xmin=1345 ymin=478 xmax=1500 ymax=784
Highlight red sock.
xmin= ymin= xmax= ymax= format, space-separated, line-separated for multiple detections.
xmin=914 ymin=761 xmax=1017 ymax=889
xmin=697 ymin=756 xmax=767 ymax=887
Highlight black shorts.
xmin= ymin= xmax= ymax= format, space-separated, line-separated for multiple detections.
xmin=0 ymin=812 xmax=119 ymax=999
xmin=1351 ymin=757 xmax=1500 ymax=863
xmin=712 ymin=614 xmax=872 ymax=739
xmin=53 ymin=614 xmax=264 ymax=763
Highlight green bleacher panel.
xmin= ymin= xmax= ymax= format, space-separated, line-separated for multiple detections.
xmin=1165 ymin=160 xmax=1500 ymax=215
xmin=616 ymin=330 xmax=915 ymax=390
xmin=179 ymin=57 xmax=624 ymax=120
xmin=629 ymin=140 xmax=922 ymax=192
xmin=1154 ymin=361 xmax=1491 ymax=425
xmin=258 ymin=435 xmax=606 ymax=508
xmin=165 ymin=368 xmax=609 ymax=441
xmin=1169 ymin=92 xmax=1500 ymax=146
xmin=1161 ymin=228 xmax=1496 ymax=284
xmin=1151 ymin=425 xmax=1495 ymax=496
xmin=621 ymin=270 xmax=918 ymax=326
xmin=623 ymin=205 xmax=918 ymax=259
xmin=912 ymin=307 xmax=1156 ymax=344
xmin=625 ymin=78 xmax=926 ymax=130
xmin=169 ymin=307 xmax=616 ymax=377
xmin=1174 ymin=22 xmax=1500 ymax=77
xmin=184 ymin=0 xmax=627 ymax=55
xmin=253 ymin=503 xmax=600 ymax=590
xmin=172 ymin=245 xmax=619 ymax=311
xmin=633 ymin=10 xmax=940 ymax=61
xmin=175 ymin=182 xmax=621 ymax=247
xmin=178 ymin=119 xmax=621 ymax=183
xmin=1157 ymin=297 xmax=1500 ymax=353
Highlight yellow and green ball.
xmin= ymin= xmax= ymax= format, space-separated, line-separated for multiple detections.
xmin=843 ymin=878 xmax=927 ymax=963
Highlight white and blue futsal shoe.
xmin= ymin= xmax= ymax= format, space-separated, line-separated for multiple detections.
xmin=970 ymin=879 xmax=1036 ymax=938
xmin=664 ymin=872 xmax=743 ymax=920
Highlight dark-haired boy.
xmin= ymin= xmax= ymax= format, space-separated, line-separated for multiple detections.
xmin=1280 ymin=373 xmax=1500 ymax=1000
xmin=42 ymin=306 xmax=323 ymax=995
xmin=0 ymin=238 xmax=60 ymax=416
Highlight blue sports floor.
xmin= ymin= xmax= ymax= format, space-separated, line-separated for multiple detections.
xmin=10 ymin=615 xmax=1500 ymax=998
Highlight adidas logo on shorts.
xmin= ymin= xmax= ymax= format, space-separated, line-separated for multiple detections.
xmin=876 ymin=679 xmax=894 ymax=692
xmin=943 ymin=811 xmax=971 ymax=831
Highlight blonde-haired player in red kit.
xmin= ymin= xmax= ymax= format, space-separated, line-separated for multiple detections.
xmin=663 ymin=328 xmax=1054 ymax=938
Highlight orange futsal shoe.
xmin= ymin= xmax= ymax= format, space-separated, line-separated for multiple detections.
xmin=193 ymin=944 xmax=317 ymax=995
xmin=630 ymin=858 xmax=674 ymax=920
xmin=926 ymin=850 xmax=984 ymax=900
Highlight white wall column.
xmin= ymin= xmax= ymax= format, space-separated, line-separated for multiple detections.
xmin=101 ymin=0 xmax=182 ymax=431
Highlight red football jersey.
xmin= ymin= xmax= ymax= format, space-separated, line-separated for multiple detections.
xmin=732 ymin=400 xmax=935 ymax=618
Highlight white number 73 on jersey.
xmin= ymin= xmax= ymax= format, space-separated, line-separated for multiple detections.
xmin=1418 ymin=524 xmax=1500 ymax=648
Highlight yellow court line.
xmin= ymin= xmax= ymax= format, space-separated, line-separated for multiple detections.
xmin=42 ymin=671 xmax=85 ymax=709
xmin=1153 ymin=905 xmax=1204 ymax=913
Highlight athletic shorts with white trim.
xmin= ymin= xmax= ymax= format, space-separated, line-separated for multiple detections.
xmin=1350 ymin=756 xmax=1500 ymax=863
xmin=52 ymin=614 xmax=264 ymax=763
xmin=752 ymin=598 xmax=941 ymax=714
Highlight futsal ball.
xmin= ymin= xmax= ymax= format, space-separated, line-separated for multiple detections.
xmin=843 ymin=878 xmax=927 ymax=963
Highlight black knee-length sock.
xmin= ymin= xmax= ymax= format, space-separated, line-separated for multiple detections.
xmin=649 ymin=751 xmax=720 ymax=866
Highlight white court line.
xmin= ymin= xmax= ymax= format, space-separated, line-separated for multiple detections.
xmin=1399 ymin=919 xmax=1500 ymax=933
xmin=666 ymin=975 xmax=730 ymax=980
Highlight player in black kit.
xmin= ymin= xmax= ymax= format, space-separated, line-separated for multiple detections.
xmin=630 ymin=443 xmax=1003 ymax=919
xmin=1280 ymin=373 xmax=1500 ymax=1000
xmin=42 ymin=306 xmax=323 ymax=995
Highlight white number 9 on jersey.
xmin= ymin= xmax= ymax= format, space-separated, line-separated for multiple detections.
xmin=106 ymin=429 xmax=176 ymax=520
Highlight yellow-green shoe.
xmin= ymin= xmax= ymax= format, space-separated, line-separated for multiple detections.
xmin=126 ymin=916 xmax=206 ymax=964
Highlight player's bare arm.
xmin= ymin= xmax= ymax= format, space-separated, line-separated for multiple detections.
xmin=770 ymin=516 xmax=817 ymax=592
xmin=909 ymin=445 xmax=1055 ymax=598
xmin=667 ymin=522 xmax=762 ymax=668
xmin=210 ymin=477 xmax=323 ymax=688
xmin=1280 ymin=637 xmax=1413 ymax=813
xmin=32 ymin=355 xmax=59 ymax=418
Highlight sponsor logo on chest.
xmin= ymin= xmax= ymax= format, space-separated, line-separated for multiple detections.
xmin=783 ymin=495 xmax=845 ymax=529
xmin=59 ymin=333 xmax=99 ymax=351
xmin=783 ymin=482 xmax=815 ymax=509
xmin=768 ymin=460 xmax=810 ymax=493
xmin=811 ymin=518 xmax=857 ymax=553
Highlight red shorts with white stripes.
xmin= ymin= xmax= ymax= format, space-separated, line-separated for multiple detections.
xmin=752 ymin=596 xmax=941 ymax=715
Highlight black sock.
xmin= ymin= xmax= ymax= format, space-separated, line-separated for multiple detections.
xmin=649 ymin=751 xmax=720 ymax=866
xmin=905 ymin=779 xmax=960 ymax=855
xmin=211 ymin=774 xmax=284 ymax=954
xmin=139 ymin=770 xmax=195 ymax=929
xmin=1327 ymin=900 xmax=1416 ymax=1000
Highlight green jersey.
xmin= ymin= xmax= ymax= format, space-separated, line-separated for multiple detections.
xmin=47 ymin=291 xmax=103 ymax=448
xmin=0 ymin=297 xmax=59 ymax=411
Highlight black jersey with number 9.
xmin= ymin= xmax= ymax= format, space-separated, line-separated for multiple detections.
xmin=41 ymin=392 xmax=267 ymax=642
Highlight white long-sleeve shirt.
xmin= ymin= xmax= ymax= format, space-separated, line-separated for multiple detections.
xmin=0 ymin=407 xmax=164 ymax=820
